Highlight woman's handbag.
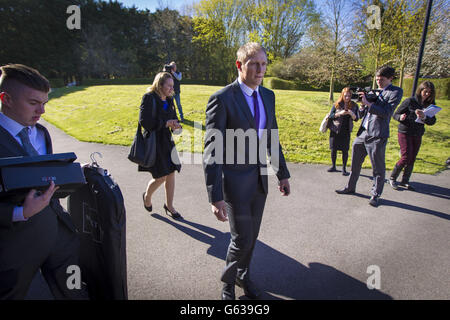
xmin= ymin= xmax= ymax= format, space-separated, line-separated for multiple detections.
xmin=319 ymin=113 xmax=330 ymax=133
xmin=128 ymin=123 xmax=156 ymax=167
xmin=128 ymin=96 xmax=157 ymax=167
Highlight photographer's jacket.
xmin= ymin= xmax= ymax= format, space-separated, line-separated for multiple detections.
xmin=356 ymin=84 xmax=403 ymax=139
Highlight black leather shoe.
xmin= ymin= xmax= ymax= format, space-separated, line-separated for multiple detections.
xmin=235 ymin=278 xmax=261 ymax=299
xmin=369 ymin=195 xmax=379 ymax=207
xmin=221 ymin=283 xmax=235 ymax=300
xmin=342 ymin=170 xmax=350 ymax=176
xmin=142 ymin=193 xmax=152 ymax=212
xmin=335 ymin=187 xmax=355 ymax=195
xmin=327 ymin=166 xmax=337 ymax=172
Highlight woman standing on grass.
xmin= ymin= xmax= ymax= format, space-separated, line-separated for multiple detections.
xmin=327 ymin=87 xmax=359 ymax=175
xmin=389 ymin=81 xmax=437 ymax=191
xmin=139 ymin=72 xmax=183 ymax=219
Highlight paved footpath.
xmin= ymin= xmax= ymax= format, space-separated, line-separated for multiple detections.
xmin=26 ymin=119 xmax=450 ymax=300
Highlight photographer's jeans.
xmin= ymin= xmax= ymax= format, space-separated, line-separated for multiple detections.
xmin=174 ymin=93 xmax=183 ymax=121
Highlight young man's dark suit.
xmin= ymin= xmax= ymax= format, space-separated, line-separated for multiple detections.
xmin=203 ymin=79 xmax=290 ymax=290
xmin=346 ymin=84 xmax=403 ymax=197
xmin=0 ymin=123 xmax=84 ymax=299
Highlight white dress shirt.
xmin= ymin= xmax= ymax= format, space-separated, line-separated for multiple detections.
xmin=0 ymin=112 xmax=47 ymax=222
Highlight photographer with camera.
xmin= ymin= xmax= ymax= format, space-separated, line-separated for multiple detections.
xmin=0 ymin=64 xmax=87 ymax=299
xmin=336 ymin=66 xmax=403 ymax=207
xmin=327 ymin=87 xmax=359 ymax=175
xmin=164 ymin=62 xmax=184 ymax=123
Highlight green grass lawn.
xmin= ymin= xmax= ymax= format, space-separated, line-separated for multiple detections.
xmin=45 ymin=84 xmax=450 ymax=174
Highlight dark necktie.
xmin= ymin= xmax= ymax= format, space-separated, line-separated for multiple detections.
xmin=17 ymin=127 xmax=40 ymax=156
xmin=252 ymin=91 xmax=260 ymax=130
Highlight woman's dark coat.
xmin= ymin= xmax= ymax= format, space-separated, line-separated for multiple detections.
xmin=137 ymin=91 xmax=181 ymax=178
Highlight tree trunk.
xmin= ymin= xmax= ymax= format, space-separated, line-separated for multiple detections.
xmin=399 ymin=46 xmax=405 ymax=89
xmin=373 ymin=34 xmax=383 ymax=88
xmin=329 ymin=66 xmax=335 ymax=103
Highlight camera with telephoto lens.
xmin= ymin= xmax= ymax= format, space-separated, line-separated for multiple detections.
xmin=163 ymin=64 xmax=173 ymax=73
xmin=349 ymin=87 xmax=382 ymax=103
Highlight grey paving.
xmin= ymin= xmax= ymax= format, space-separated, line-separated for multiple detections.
xmin=26 ymin=119 xmax=450 ymax=300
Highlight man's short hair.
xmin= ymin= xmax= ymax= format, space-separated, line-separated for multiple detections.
xmin=237 ymin=42 xmax=267 ymax=64
xmin=0 ymin=64 xmax=50 ymax=93
xmin=376 ymin=66 xmax=396 ymax=79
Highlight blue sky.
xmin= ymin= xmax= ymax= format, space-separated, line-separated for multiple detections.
xmin=118 ymin=0 xmax=195 ymax=12
xmin=117 ymin=0 xmax=332 ymax=15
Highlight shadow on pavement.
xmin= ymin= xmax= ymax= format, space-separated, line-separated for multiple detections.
xmin=151 ymin=213 xmax=392 ymax=300
xmin=402 ymin=182 xmax=450 ymax=200
xmin=355 ymin=173 xmax=450 ymax=201
xmin=339 ymin=192 xmax=449 ymax=220
xmin=379 ymin=199 xmax=450 ymax=220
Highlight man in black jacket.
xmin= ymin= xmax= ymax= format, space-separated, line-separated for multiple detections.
xmin=0 ymin=64 xmax=86 ymax=299
xmin=203 ymin=43 xmax=291 ymax=300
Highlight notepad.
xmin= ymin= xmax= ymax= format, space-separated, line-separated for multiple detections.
xmin=415 ymin=104 xmax=442 ymax=124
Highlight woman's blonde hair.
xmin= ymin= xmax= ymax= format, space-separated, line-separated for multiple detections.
xmin=147 ymin=72 xmax=174 ymax=97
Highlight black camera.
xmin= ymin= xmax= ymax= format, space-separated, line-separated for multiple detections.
xmin=349 ymin=87 xmax=382 ymax=103
xmin=163 ymin=64 xmax=173 ymax=73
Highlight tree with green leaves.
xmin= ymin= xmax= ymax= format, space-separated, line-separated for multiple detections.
xmin=244 ymin=0 xmax=318 ymax=60
xmin=353 ymin=0 xmax=399 ymax=88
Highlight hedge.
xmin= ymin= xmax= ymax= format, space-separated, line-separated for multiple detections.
xmin=263 ymin=77 xmax=371 ymax=93
xmin=49 ymin=77 xmax=227 ymax=88
xmin=49 ymin=76 xmax=449 ymax=100
xmin=48 ymin=78 xmax=65 ymax=88
xmin=264 ymin=76 xmax=449 ymax=100
xmin=394 ymin=78 xmax=449 ymax=100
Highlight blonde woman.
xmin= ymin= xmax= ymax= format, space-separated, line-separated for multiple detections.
xmin=139 ymin=72 xmax=183 ymax=219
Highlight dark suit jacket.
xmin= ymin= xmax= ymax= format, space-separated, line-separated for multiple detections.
xmin=356 ymin=84 xmax=403 ymax=139
xmin=203 ymin=80 xmax=290 ymax=203
xmin=0 ymin=123 xmax=76 ymax=269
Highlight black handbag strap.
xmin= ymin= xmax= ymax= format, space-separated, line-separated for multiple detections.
xmin=138 ymin=95 xmax=157 ymax=133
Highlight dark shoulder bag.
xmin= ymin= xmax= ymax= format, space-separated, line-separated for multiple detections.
xmin=128 ymin=96 xmax=157 ymax=167
xmin=327 ymin=105 xmax=340 ymax=133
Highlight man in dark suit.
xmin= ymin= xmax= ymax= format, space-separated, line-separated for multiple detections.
xmin=0 ymin=64 xmax=86 ymax=299
xmin=336 ymin=66 xmax=403 ymax=207
xmin=203 ymin=43 xmax=291 ymax=300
